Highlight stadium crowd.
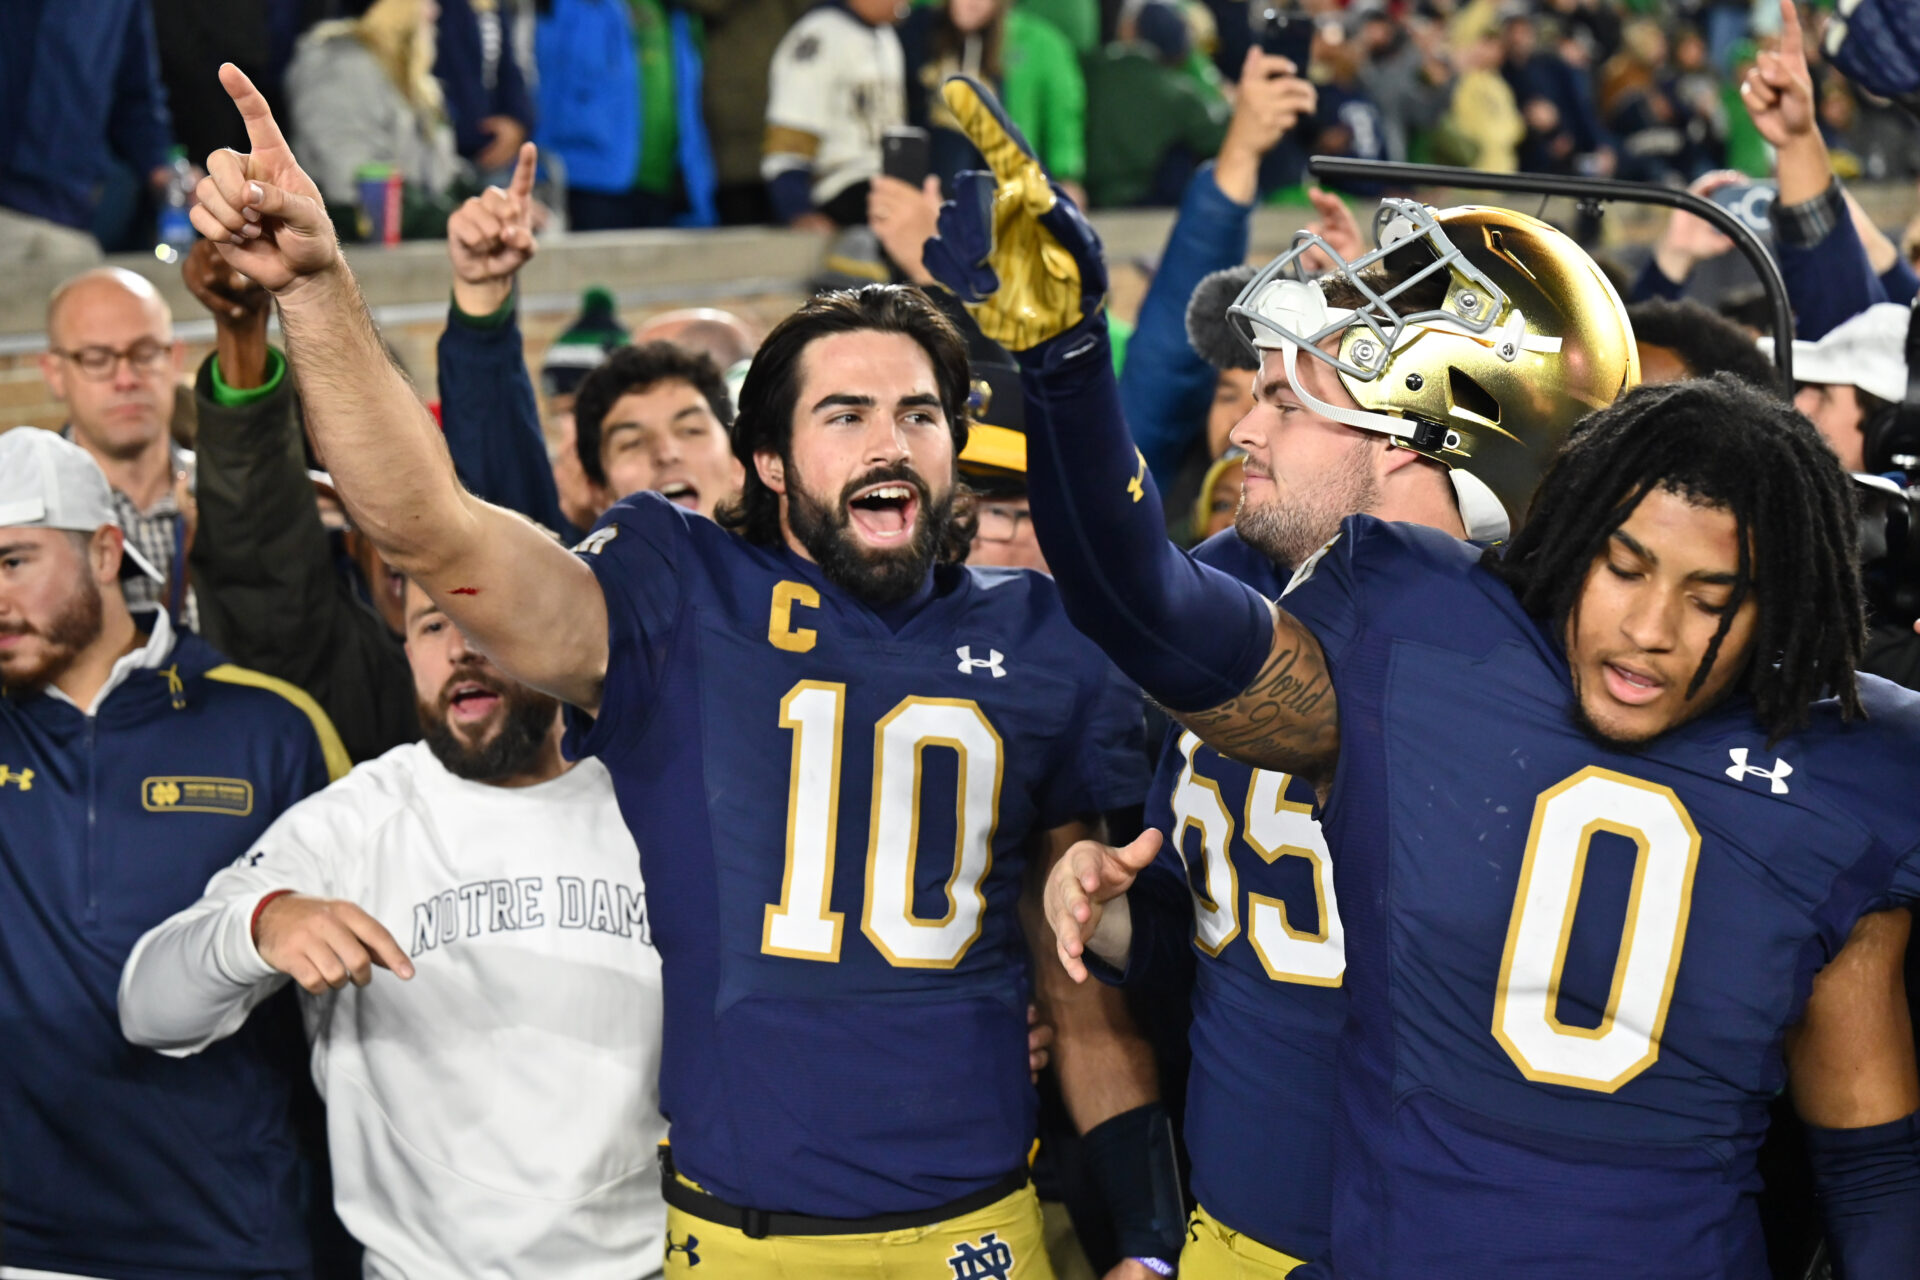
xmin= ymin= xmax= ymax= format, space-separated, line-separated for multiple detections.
xmin=5 ymin=0 xmax=1920 ymax=1278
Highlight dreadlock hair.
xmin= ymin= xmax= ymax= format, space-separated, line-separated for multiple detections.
xmin=717 ymin=285 xmax=976 ymax=561
xmin=1495 ymin=373 xmax=1866 ymax=742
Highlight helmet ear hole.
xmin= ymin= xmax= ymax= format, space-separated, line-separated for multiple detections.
xmin=1448 ymin=367 xmax=1501 ymax=429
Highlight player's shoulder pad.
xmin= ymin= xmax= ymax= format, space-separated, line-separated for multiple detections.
xmin=572 ymin=489 xmax=712 ymax=560
xmin=199 ymin=661 xmax=353 ymax=782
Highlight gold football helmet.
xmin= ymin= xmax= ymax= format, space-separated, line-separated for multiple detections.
xmin=1228 ymin=200 xmax=1639 ymax=542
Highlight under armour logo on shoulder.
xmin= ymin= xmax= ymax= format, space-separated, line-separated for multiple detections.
xmin=956 ymin=646 xmax=1006 ymax=677
xmin=664 ymin=1232 xmax=700 ymax=1267
xmin=948 ymin=1231 xmax=1015 ymax=1280
xmin=1726 ymin=747 xmax=1792 ymax=795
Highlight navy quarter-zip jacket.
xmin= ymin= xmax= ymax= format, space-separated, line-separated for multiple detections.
xmin=0 ymin=621 xmax=348 ymax=1279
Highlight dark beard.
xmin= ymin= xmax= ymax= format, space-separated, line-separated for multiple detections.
xmin=417 ymin=667 xmax=561 ymax=783
xmin=0 ymin=573 xmax=103 ymax=696
xmin=786 ymin=458 xmax=948 ymax=607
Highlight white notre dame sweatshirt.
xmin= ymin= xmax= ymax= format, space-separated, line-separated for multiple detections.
xmin=118 ymin=742 xmax=666 ymax=1280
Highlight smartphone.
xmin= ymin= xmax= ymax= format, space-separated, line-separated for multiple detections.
xmin=1708 ymin=180 xmax=1777 ymax=241
xmin=882 ymin=127 xmax=932 ymax=187
xmin=1257 ymin=6 xmax=1315 ymax=73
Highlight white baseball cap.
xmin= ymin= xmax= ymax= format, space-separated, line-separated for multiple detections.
xmin=1757 ymin=303 xmax=1912 ymax=403
xmin=0 ymin=426 xmax=165 ymax=582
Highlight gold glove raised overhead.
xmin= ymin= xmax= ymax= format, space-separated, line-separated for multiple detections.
xmin=931 ymin=76 xmax=1105 ymax=352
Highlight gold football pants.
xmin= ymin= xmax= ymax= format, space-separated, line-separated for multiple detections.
xmin=663 ymin=1178 xmax=1056 ymax=1278
xmin=1177 ymin=1203 xmax=1311 ymax=1278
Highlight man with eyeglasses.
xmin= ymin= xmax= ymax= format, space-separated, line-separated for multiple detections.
xmin=37 ymin=267 xmax=196 ymax=631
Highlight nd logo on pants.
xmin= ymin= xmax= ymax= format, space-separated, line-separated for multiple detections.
xmin=661 ymin=1181 xmax=1055 ymax=1278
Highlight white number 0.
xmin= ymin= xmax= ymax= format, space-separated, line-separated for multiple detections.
xmin=761 ymin=682 xmax=1003 ymax=969
xmin=1493 ymin=766 xmax=1702 ymax=1093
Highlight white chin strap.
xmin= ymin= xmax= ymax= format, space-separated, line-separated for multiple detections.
xmin=1278 ymin=342 xmax=1512 ymax=545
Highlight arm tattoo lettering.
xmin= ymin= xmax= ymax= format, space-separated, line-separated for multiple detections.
xmin=1172 ymin=609 xmax=1339 ymax=782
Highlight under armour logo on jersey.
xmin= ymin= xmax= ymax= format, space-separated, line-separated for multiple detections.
xmin=956 ymin=646 xmax=1006 ymax=677
xmin=664 ymin=1232 xmax=700 ymax=1267
xmin=0 ymin=765 xmax=33 ymax=791
xmin=1726 ymin=747 xmax=1793 ymax=795
xmin=1127 ymin=448 xmax=1148 ymax=503
xmin=572 ymin=526 xmax=619 ymax=557
xmin=948 ymin=1231 xmax=1015 ymax=1280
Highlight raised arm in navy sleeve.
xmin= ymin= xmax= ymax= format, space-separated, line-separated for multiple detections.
xmin=1119 ymin=162 xmax=1254 ymax=491
xmin=437 ymin=298 xmax=582 ymax=543
xmin=1016 ymin=325 xmax=1275 ymax=714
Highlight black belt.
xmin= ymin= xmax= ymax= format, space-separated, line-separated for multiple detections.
xmin=658 ymin=1147 xmax=1029 ymax=1239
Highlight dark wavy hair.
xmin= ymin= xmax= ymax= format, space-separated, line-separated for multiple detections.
xmin=573 ymin=341 xmax=734 ymax=488
xmin=718 ymin=285 xmax=976 ymax=560
xmin=1495 ymin=374 xmax=1865 ymax=742
xmin=1626 ymin=298 xmax=1784 ymax=391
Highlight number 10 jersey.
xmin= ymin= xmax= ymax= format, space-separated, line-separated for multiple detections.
xmin=567 ymin=494 xmax=1148 ymax=1220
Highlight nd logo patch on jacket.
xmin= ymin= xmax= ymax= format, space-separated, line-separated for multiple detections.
xmin=0 ymin=621 xmax=347 ymax=1280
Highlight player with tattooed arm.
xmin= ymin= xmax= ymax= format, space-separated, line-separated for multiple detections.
xmin=922 ymin=76 xmax=1920 ymax=1278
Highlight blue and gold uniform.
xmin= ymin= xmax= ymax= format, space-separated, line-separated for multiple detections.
xmin=1126 ymin=530 xmax=1340 ymax=1275
xmin=1278 ymin=516 xmax=1920 ymax=1279
xmin=566 ymin=493 xmax=1146 ymax=1271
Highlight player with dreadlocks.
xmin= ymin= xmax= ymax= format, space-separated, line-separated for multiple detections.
xmin=1497 ymin=373 xmax=1867 ymax=744
xmin=916 ymin=75 xmax=1920 ymax=1278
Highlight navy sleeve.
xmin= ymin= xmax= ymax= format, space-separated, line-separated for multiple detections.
xmin=437 ymin=301 xmax=581 ymax=543
xmin=1776 ymin=212 xmax=1888 ymax=342
xmin=1880 ymin=254 xmax=1919 ymax=309
xmin=562 ymin=495 xmax=692 ymax=764
xmin=1628 ymin=254 xmax=1687 ymax=304
xmin=1018 ymin=325 xmax=1276 ymax=713
xmin=1118 ymin=163 xmax=1254 ymax=491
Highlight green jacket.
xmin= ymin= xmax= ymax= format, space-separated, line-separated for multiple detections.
xmin=189 ymin=352 xmax=419 ymax=765
xmin=1082 ymin=43 xmax=1230 ymax=208
xmin=1003 ymin=10 xmax=1086 ymax=183
xmin=1015 ymin=0 xmax=1097 ymax=56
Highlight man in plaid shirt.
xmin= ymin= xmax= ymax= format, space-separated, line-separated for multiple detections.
xmin=39 ymin=266 xmax=197 ymax=630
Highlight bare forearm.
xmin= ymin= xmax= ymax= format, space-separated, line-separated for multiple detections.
xmin=213 ymin=322 xmax=271 ymax=389
xmin=277 ymin=261 xmax=473 ymax=572
xmin=1775 ymin=136 xmax=1834 ymax=210
xmin=1044 ymin=966 xmax=1160 ymax=1131
xmin=1791 ymin=909 xmax=1919 ymax=1128
xmin=1176 ymin=606 xmax=1339 ymax=782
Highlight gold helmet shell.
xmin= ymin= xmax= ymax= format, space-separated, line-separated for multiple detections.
xmin=1229 ymin=200 xmax=1639 ymax=541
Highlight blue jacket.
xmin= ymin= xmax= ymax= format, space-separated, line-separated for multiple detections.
xmin=0 ymin=0 xmax=175 ymax=231
xmin=533 ymin=0 xmax=717 ymax=225
xmin=1120 ymin=161 xmax=1254 ymax=492
xmin=437 ymin=302 xmax=584 ymax=545
xmin=0 ymin=621 xmax=348 ymax=1279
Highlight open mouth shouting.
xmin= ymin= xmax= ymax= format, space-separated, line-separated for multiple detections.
xmin=657 ymin=479 xmax=701 ymax=511
xmin=444 ymin=678 xmax=504 ymax=726
xmin=846 ymin=481 xmax=921 ymax=548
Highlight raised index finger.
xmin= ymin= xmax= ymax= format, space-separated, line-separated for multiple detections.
xmin=219 ymin=62 xmax=291 ymax=157
xmin=509 ymin=141 xmax=537 ymax=203
xmin=1775 ymin=0 xmax=1807 ymax=73
xmin=942 ymin=74 xmax=1044 ymax=189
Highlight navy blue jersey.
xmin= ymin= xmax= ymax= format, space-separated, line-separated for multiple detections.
xmin=1277 ymin=516 xmax=1920 ymax=1279
xmin=1138 ymin=530 xmax=1343 ymax=1261
xmin=566 ymin=493 xmax=1148 ymax=1218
